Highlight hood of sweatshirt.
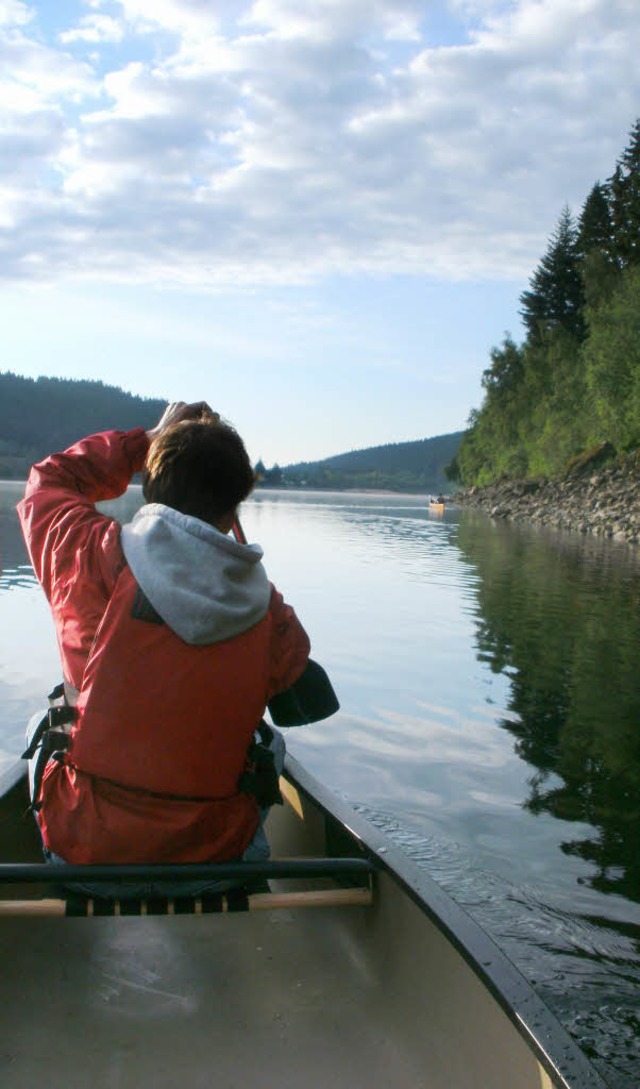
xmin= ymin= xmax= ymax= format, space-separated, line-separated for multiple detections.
xmin=120 ymin=503 xmax=271 ymax=645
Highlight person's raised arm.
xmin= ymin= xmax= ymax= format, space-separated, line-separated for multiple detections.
xmin=16 ymin=401 xmax=218 ymax=686
xmin=18 ymin=427 xmax=150 ymax=602
xmin=18 ymin=401 xmax=217 ymax=598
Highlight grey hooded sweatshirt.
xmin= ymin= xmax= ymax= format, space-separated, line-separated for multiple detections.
xmin=120 ymin=503 xmax=271 ymax=646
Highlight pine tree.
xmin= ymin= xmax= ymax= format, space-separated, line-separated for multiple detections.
xmin=519 ymin=207 xmax=585 ymax=343
xmin=577 ymin=182 xmax=613 ymax=257
xmin=578 ymin=182 xmax=619 ymax=309
xmin=608 ymin=118 xmax=640 ymax=268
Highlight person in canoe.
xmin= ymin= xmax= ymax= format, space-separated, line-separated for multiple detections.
xmin=17 ymin=401 xmax=310 ymax=891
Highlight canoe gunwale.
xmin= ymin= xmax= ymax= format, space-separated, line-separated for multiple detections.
xmin=283 ymin=754 xmax=609 ymax=1089
xmin=0 ymin=758 xmax=24 ymax=799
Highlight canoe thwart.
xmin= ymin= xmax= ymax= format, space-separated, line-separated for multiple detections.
xmin=0 ymin=856 xmax=375 ymax=886
xmin=0 ymin=885 xmax=374 ymax=917
xmin=0 ymin=856 xmax=375 ymax=916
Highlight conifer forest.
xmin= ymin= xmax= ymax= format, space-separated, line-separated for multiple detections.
xmin=449 ymin=118 xmax=640 ymax=486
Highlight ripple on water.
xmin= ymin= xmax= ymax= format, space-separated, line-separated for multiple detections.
xmin=356 ymin=804 xmax=640 ymax=1089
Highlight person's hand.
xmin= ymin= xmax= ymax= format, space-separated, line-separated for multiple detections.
xmin=146 ymin=401 xmax=219 ymax=442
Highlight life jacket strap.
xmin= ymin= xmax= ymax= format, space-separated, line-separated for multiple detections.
xmin=238 ymin=721 xmax=283 ymax=809
xmin=22 ymin=695 xmax=77 ymax=812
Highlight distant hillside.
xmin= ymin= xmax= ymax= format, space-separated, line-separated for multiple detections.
xmin=283 ymin=432 xmax=463 ymax=493
xmin=1 ymin=370 xmax=463 ymax=493
xmin=0 ymin=372 xmax=167 ymax=479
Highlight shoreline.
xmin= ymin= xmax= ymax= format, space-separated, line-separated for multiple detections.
xmin=454 ymin=450 xmax=640 ymax=547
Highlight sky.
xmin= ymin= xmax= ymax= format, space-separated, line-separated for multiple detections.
xmin=1 ymin=1 xmax=640 ymax=466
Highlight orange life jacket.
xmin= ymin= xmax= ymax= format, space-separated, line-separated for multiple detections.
xmin=37 ymin=566 xmax=276 ymax=864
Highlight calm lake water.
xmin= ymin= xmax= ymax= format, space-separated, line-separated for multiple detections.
xmin=1 ymin=482 xmax=639 ymax=1087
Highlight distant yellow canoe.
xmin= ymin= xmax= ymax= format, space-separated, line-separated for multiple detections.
xmin=429 ymin=500 xmax=445 ymax=513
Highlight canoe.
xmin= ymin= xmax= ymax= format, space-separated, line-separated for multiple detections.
xmin=0 ymin=754 xmax=607 ymax=1089
xmin=429 ymin=500 xmax=445 ymax=513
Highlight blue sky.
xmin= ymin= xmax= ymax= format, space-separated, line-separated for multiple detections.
xmin=2 ymin=1 xmax=640 ymax=466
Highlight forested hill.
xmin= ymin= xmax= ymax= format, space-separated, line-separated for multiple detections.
xmin=1 ymin=371 xmax=460 ymax=493
xmin=451 ymin=116 xmax=640 ymax=488
xmin=281 ymin=432 xmax=462 ymax=492
xmin=0 ymin=372 xmax=167 ymax=478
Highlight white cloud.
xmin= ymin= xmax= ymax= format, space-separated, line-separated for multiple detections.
xmin=59 ymin=14 xmax=124 ymax=44
xmin=244 ymin=0 xmax=423 ymax=42
xmin=113 ymin=0 xmax=225 ymax=38
xmin=0 ymin=1 xmax=31 ymax=27
xmin=0 ymin=1 xmax=96 ymax=111
xmin=1 ymin=0 xmax=639 ymax=286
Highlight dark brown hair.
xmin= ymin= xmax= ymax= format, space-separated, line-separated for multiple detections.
xmin=142 ymin=417 xmax=255 ymax=524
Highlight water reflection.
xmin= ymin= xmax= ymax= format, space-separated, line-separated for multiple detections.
xmin=455 ymin=514 xmax=640 ymax=905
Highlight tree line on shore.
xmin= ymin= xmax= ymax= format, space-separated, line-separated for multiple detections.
xmin=449 ymin=117 xmax=640 ymax=487
xmin=279 ymin=431 xmax=461 ymax=492
xmin=0 ymin=373 xmax=167 ymax=479
xmin=0 ymin=371 xmax=460 ymax=492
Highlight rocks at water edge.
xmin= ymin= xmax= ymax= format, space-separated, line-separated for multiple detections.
xmin=455 ymin=448 xmax=640 ymax=546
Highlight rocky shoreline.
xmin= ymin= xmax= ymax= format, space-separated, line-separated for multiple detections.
xmin=455 ymin=449 xmax=640 ymax=547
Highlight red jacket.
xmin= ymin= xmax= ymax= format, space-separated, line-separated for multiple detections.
xmin=18 ymin=429 xmax=310 ymax=863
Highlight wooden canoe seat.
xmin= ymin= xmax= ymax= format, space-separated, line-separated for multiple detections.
xmin=0 ymin=857 xmax=376 ymax=917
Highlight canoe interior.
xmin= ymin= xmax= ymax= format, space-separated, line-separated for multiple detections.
xmin=0 ymin=757 xmax=605 ymax=1089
